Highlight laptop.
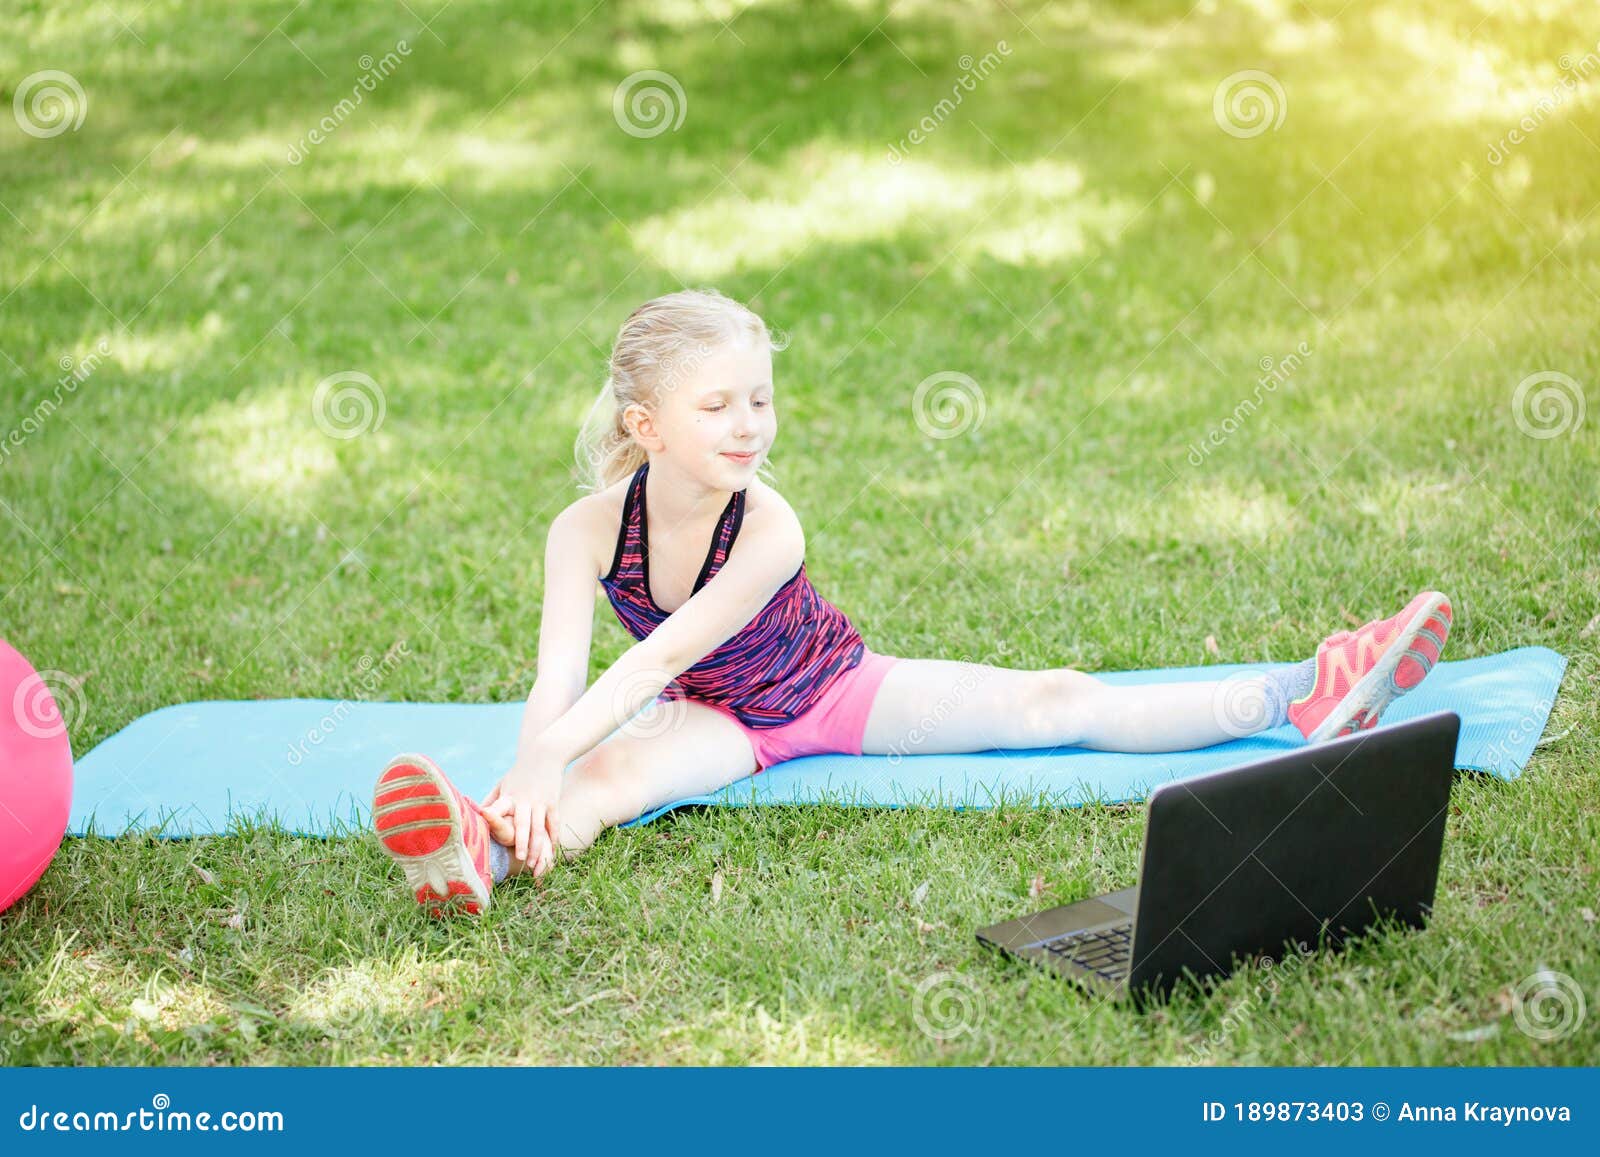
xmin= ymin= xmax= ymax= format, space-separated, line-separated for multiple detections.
xmin=976 ymin=710 xmax=1461 ymax=1006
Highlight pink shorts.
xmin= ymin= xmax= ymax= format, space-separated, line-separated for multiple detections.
xmin=687 ymin=648 xmax=900 ymax=771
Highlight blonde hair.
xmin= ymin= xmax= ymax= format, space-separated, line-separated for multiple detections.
xmin=574 ymin=287 xmax=789 ymax=493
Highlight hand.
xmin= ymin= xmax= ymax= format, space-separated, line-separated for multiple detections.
xmin=482 ymin=755 xmax=565 ymax=873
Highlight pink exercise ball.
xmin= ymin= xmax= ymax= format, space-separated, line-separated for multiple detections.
xmin=0 ymin=638 xmax=74 ymax=914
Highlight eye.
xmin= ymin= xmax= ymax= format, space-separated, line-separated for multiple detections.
xmin=753 ymin=399 xmax=771 ymax=408
xmin=704 ymin=403 xmax=725 ymax=412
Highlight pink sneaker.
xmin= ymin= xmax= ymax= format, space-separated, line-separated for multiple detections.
xmin=372 ymin=753 xmax=495 ymax=917
xmin=1288 ymin=591 xmax=1453 ymax=743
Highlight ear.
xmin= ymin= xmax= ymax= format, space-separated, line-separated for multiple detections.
xmin=623 ymin=400 xmax=664 ymax=452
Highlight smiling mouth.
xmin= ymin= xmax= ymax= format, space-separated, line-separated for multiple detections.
xmin=722 ymin=451 xmax=758 ymax=460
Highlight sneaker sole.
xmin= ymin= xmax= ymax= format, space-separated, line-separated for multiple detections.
xmin=372 ymin=753 xmax=490 ymax=917
xmin=1307 ymin=593 xmax=1452 ymax=743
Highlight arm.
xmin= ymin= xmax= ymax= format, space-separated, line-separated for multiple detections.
xmin=481 ymin=502 xmax=597 ymax=851
xmin=496 ymin=500 xmax=804 ymax=865
xmin=529 ymin=500 xmax=805 ymax=768
xmin=513 ymin=504 xmax=598 ymax=767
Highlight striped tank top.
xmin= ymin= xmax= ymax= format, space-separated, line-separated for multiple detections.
xmin=599 ymin=461 xmax=866 ymax=728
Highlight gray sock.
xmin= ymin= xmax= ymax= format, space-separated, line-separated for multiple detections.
xmin=1260 ymin=657 xmax=1318 ymax=728
xmin=488 ymin=839 xmax=510 ymax=884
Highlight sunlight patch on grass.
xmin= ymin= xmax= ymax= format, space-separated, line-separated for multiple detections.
xmin=1364 ymin=6 xmax=1591 ymax=126
xmin=631 ymin=146 xmax=1133 ymax=278
xmin=180 ymin=382 xmax=383 ymax=503
xmin=285 ymin=953 xmax=472 ymax=1037
xmin=20 ymin=937 xmax=231 ymax=1039
xmin=639 ymin=0 xmax=774 ymax=28
xmin=175 ymin=125 xmax=579 ymax=199
xmin=674 ymin=999 xmax=898 ymax=1065
xmin=126 ymin=978 xmax=232 ymax=1035
xmin=107 ymin=315 xmax=228 ymax=375
xmin=1158 ymin=479 xmax=1298 ymax=543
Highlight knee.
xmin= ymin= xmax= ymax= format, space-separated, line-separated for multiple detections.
xmin=1020 ymin=669 xmax=1102 ymax=745
xmin=565 ymin=743 xmax=645 ymax=825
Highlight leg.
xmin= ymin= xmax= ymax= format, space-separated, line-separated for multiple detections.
xmin=500 ymin=698 xmax=758 ymax=876
xmin=859 ymin=657 xmax=1277 ymax=757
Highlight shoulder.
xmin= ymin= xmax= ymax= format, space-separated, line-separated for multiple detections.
xmin=735 ymin=476 xmax=804 ymax=561
xmin=551 ymin=478 xmax=631 ymax=581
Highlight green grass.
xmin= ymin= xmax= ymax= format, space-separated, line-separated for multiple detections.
xmin=2 ymin=0 xmax=1598 ymax=1065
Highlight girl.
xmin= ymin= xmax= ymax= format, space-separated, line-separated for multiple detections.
xmin=372 ymin=288 xmax=1452 ymax=917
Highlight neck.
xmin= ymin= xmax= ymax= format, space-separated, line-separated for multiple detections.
xmin=644 ymin=457 xmax=735 ymax=529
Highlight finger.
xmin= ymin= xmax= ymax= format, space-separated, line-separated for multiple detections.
xmin=484 ymin=807 xmax=515 ymax=845
xmin=529 ymin=806 xmax=548 ymax=870
xmin=545 ymin=807 xmax=561 ymax=858
xmin=514 ymin=802 xmax=531 ymax=863
xmin=482 ymin=784 xmax=500 ymax=808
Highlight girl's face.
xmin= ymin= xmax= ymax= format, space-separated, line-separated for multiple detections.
xmin=639 ymin=337 xmax=777 ymax=488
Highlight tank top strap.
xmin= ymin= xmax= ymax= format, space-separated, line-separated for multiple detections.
xmin=603 ymin=462 xmax=650 ymax=585
xmin=697 ymin=486 xmax=746 ymax=588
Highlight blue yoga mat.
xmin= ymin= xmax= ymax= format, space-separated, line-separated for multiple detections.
xmin=67 ymin=647 xmax=1567 ymax=838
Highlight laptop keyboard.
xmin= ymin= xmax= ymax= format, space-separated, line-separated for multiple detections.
xmin=1037 ymin=922 xmax=1133 ymax=982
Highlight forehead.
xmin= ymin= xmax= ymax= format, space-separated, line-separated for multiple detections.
xmin=688 ymin=339 xmax=772 ymax=395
